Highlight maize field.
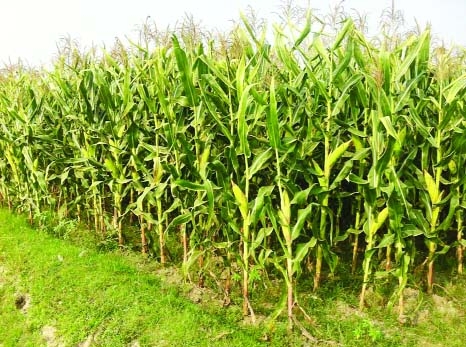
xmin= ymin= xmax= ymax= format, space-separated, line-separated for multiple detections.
xmin=0 ymin=13 xmax=465 ymax=327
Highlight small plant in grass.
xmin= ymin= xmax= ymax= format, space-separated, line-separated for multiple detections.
xmin=34 ymin=210 xmax=77 ymax=239
xmin=352 ymin=319 xmax=384 ymax=342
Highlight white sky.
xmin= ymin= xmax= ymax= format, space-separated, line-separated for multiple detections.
xmin=1 ymin=0 xmax=465 ymax=66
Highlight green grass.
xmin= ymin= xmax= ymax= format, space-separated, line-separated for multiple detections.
xmin=0 ymin=209 xmax=284 ymax=347
xmin=1 ymin=208 xmax=466 ymax=347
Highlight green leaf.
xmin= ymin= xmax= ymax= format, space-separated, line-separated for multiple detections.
xmin=292 ymin=238 xmax=317 ymax=275
xmin=251 ymin=186 xmax=275 ymax=225
xmin=136 ymin=184 xmax=156 ymax=211
xmin=205 ymin=179 xmax=215 ymax=227
xmin=348 ymin=173 xmax=368 ymax=185
xmin=409 ymin=209 xmax=430 ymax=234
xmin=293 ymin=11 xmax=312 ymax=48
xmin=236 ymin=56 xmax=246 ymax=99
xmin=248 ymin=148 xmax=273 ymax=179
xmin=394 ymin=74 xmax=424 ymax=112
xmin=201 ymin=73 xmax=229 ymax=104
xmin=395 ymin=30 xmax=430 ymax=80
xmin=291 ymin=204 xmax=313 ymax=241
xmin=313 ymin=37 xmax=330 ymax=66
xmin=312 ymin=159 xmax=324 ymax=177
xmin=329 ymin=161 xmax=353 ymax=190
xmin=332 ymin=39 xmax=354 ymax=81
xmin=445 ymin=73 xmax=466 ymax=104
xmin=402 ymin=225 xmax=424 ymax=237
xmin=237 ymin=84 xmax=252 ymax=157
xmin=380 ymin=116 xmax=398 ymax=140
xmin=438 ymin=191 xmax=459 ymax=231
xmin=172 ymin=36 xmax=198 ymax=106
xmin=290 ymin=185 xmax=315 ymax=205
xmin=174 ymin=180 xmax=205 ymax=191
xmin=251 ymin=227 xmax=274 ymax=249
xmin=331 ymin=74 xmax=363 ymax=117
xmin=267 ymin=77 xmax=280 ymax=149
xmin=166 ymin=213 xmax=192 ymax=232
xmin=332 ymin=19 xmax=353 ymax=51
xmin=375 ymin=233 xmax=395 ymax=248
xmin=435 ymin=245 xmax=451 ymax=256
xmin=201 ymin=94 xmax=234 ymax=144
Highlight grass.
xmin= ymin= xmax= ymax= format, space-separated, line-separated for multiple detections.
xmin=1 ymin=208 xmax=466 ymax=346
xmin=0 ymin=209 xmax=282 ymax=347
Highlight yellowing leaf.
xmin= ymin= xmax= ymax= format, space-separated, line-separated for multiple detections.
xmin=370 ymin=207 xmax=389 ymax=235
xmin=280 ymin=190 xmax=291 ymax=225
xmin=232 ymin=181 xmax=248 ymax=219
xmin=424 ymin=170 xmax=439 ymax=203
xmin=326 ymin=140 xmax=351 ymax=175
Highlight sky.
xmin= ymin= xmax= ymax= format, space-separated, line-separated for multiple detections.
xmin=1 ymin=0 xmax=465 ymax=66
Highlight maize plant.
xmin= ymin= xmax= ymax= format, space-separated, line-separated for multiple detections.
xmin=1 ymin=11 xmax=466 ymax=328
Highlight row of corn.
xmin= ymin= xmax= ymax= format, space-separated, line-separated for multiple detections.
xmin=0 ymin=15 xmax=465 ymax=325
